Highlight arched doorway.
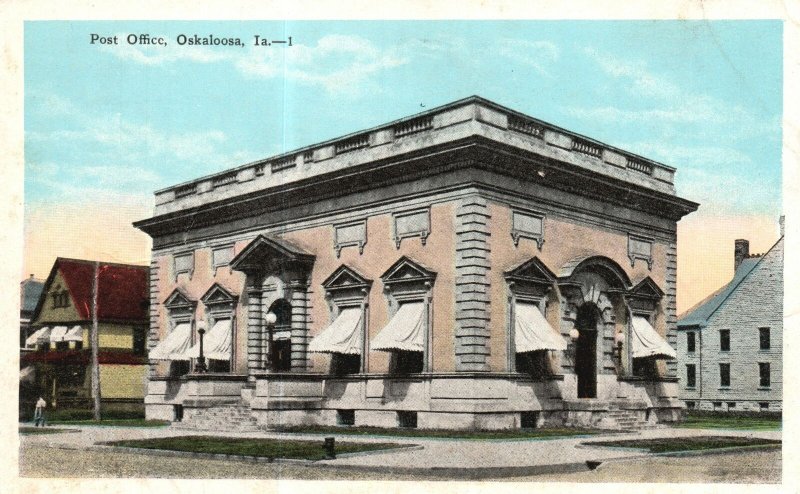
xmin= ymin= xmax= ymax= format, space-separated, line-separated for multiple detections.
xmin=575 ymin=304 xmax=599 ymax=398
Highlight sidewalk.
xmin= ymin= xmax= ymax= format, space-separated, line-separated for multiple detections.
xmin=19 ymin=423 xmax=782 ymax=477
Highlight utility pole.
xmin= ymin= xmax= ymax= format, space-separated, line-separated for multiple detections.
xmin=91 ymin=261 xmax=102 ymax=420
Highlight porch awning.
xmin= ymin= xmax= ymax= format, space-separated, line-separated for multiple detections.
xmin=25 ymin=327 xmax=50 ymax=347
xmin=49 ymin=326 xmax=69 ymax=342
xmin=371 ymin=302 xmax=425 ymax=352
xmin=63 ymin=326 xmax=83 ymax=342
xmin=185 ymin=319 xmax=232 ymax=361
xmin=308 ymin=308 xmax=362 ymax=354
xmin=631 ymin=316 xmax=677 ymax=359
xmin=515 ymin=303 xmax=568 ymax=353
xmin=149 ymin=322 xmax=192 ymax=361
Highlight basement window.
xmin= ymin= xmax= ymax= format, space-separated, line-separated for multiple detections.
xmin=520 ymin=411 xmax=538 ymax=429
xmin=336 ymin=410 xmax=355 ymax=426
xmin=398 ymin=411 xmax=418 ymax=429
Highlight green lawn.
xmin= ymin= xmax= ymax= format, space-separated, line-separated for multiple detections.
xmin=104 ymin=436 xmax=403 ymax=461
xmin=275 ymin=425 xmax=604 ymax=440
xmin=585 ymin=436 xmax=781 ymax=453
xmin=677 ymin=414 xmax=781 ymax=431
xmin=47 ymin=419 xmax=170 ymax=428
xmin=19 ymin=426 xmax=78 ymax=435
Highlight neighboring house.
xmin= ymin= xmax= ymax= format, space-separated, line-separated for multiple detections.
xmin=20 ymin=274 xmax=45 ymax=348
xmin=677 ymin=227 xmax=784 ymax=413
xmin=134 ymin=96 xmax=697 ymax=431
xmin=21 ymin=258 xmax=149 ymax=413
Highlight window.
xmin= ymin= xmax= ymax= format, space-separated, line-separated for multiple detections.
xmin=336 ymin=410 xmax=355 ymax=426
xmin=55 ymin=341 xmax=69 ymax=351
xmin=270 ymin=339 xmax=292 ymax=371
xmin=719 ymin=329 xmax=730 ymax=352
xmin=759 ymin=327 xmax=770 ymax=350
xmin=685 ymin=401 xmax=696 ymax=409
xmin=174 ymin=252 xmax=194 ymax=280
xmin=51 ymin=287 xmax=70 ymax=308
xmin=686 ymin=364 xmax=696 ymax=388
xmin=727 ymin=402 xmax=736 ymax=409
xmin=133 ymin=327 xmax=147 ymax=355
xmin=719 ymin=363 xmax=730 ymax=387
xmin=391 ymin=350 xmax=424 ymax=375
xmin=520 ymin=411 xmax=538 ymax=429
xmin=713 ymin=401 xmax=722 ymax=410
xmin=331 ymin=354 xmax=361 ymax=376
xmin=759 ymin=362 xmax=771 ymax=387
xmin=687 ymin=332 xmax=696 ymax=353
xmin=516 ymin=352 xmax=550 ymax=378
xmin=397 ymin=411 xmax=418 ymax=428
xmin=170 ymin=360 xmax=190 ymax=377
xmin=759 ymin=402 xmax=769 ymax=411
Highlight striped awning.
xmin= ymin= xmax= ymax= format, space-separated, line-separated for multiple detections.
xmin=25 ymin=327 xmax=50 ymax=347
xmin=371 ymin=302 xmax=425 ymax=352
xmin=308 ymin=308 xmax=362 ymax=354
xmin=631 ymin=316 xmax=677 ymax=359
xmin=515 ymin=303 xmax=567 ymax=353
xmin=149 ymin=323 xmax=193 ymax=361
xmin=185 ymin=319 xmax=232 ymax=361
xmin=63 ymin=326 xmax=83 ymax=342
xmin=49 ymin=326 xmax=69 ymax=342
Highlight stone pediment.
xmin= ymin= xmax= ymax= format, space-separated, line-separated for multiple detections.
xmin=381 ymin=256 xmax=436 ymax=286
xmin=163 ymin=288 xmax=196 ymax=311
xmin=504 ymin=257 xmax=556 ymax=286
xmin=201 ymin=283 xmax=239 ymax=307
xmin=628 ymin=276 xmax=665 ymax=300
xmin=322 ymin=265 xmax=372 ymax=292
xmin=229 ymin=234 xmax=315 ymax=274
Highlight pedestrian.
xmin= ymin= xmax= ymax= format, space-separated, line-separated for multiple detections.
xmin=33 ymin=397 xmax=46 ymax=427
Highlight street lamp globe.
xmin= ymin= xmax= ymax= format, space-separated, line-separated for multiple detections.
xmin=569 ymin=328 xmax=580 ymax=340
xmin=265 ymin=312 xmax=278 ymax=325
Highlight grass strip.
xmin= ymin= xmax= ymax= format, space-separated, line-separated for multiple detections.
xmin=47 ymin=419 xmax=170 ymax=428
xmin=274 ymin=425 xmax=603 ymax=440
xmin=676 ymin=416 xmax=781 ymax=431
xmin=19 ymin=427 xmax=77 ymax=435
xmin=585 ymin=435 xmax=781 ymax=453
xmin=104 ymin=436 xmax=403 ymax=461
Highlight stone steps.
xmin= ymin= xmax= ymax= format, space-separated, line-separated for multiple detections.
xmin=606 ymin=406 xmax=660 ymax=430
xmin=174 ymin=404 xmax=261 ymax=432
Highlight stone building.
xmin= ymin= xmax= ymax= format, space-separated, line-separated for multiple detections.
xmin=21 ymin=258 xmax=149 ymax=413
xmin=135 ymin=96 xmax=698 ymax=430
xmin=677 ymin=228 xmax=784 ymax=413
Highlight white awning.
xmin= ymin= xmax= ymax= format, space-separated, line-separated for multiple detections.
xmin=308 ymin=308 xmax=362 ymax=354
xmin=63 ymin=326 xmax=83 ymax=342
xmin=185 ymin=319 xmax=232 ymax=361
xmin=371 ymin=302 xmax=425 ymax=352
xmin=149 ymin=323 xmax=193 ymax=361
xmin=49 ymin=326 xmax=69 ymax=343
xmin=20 ymin=366 xmax=36 ymax=384
xmin=25 ymin=327 xmax=50 ymax=347
xmin=515 ymin=303 xmax=568 ymax=353
xmin=631 ymin=316 xmax=677 ymax=359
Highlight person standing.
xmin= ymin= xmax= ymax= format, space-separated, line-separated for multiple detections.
xmin=33 ymin=397 xmax=46 ymax=427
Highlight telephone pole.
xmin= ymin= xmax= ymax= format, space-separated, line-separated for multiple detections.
xmin=91 ymin=261 xmax=102 ymax=420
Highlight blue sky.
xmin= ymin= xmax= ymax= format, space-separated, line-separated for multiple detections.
xmin=23 ymin=20 xmax=783 ymax=309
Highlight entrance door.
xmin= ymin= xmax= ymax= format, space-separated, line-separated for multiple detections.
xmin=574 ymin=305 xmax=598 ymax=398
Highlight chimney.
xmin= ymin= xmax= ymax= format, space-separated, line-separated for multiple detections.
xmin=780 ymin=215 xmax=785 ymax=237
xmin=734 ymin=239 xmax=749 ymax=272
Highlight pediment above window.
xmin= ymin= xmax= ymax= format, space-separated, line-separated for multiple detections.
xmin=381 ymin=256 xmax=436 ymax=288
xmin=628 ymin=276 xmax=665 ymax=301
xmin=201 ymin=283 xmax=239 ymax=308
xmin=163 ymin=288 xmax=196 ymax=312
xmin=504 ymin=257 xmax=556 ymax=286
xmin=229 ymin=234 xmax=315 ymax=275
xmin=323 ymin=265 xmax=372 ymax=293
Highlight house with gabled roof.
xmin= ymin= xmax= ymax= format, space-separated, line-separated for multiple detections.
xmin=20 ymin=258 xmax=149 ymax=414
xmin=677 ymin=223 xmax=783 ymax=413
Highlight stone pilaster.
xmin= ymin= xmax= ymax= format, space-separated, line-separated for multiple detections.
xmin=246 ymin=286 xmax=263 ymax=375
xmin=454 ymin=196 xmax=491 ymax=371
xmin=665 ymin=240 xmax=678 ymax=377
xmin=147 ymin=257 xmax=160 ymax=378
xmin=289 ymin=280 xmax=312 ymax=371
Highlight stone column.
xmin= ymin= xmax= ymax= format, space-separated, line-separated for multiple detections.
xmin=246 ymin=286 xmax=263 ymax=376
xmin=289 ymin=279 xmax=311 ymax=371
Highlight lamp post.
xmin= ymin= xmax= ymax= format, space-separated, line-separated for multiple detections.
xmin=195 ymin=320 xmax=207 ymax=373
xmin=264 ymin=312 xmax=277 ymax=371
xmin=614 ymin=331 xmax=625 ymax=368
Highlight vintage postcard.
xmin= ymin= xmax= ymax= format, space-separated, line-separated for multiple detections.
xmin=4 ymin=1 xmax=796 ymax=492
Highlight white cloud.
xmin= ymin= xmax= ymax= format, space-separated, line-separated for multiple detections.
xmin=498 ymin=39 xmax=559 ymax=76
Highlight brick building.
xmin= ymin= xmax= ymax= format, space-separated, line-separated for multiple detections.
xmin=21 ymin=258 xmax=149 ymax=413
xmin=677 ymin=227 xmax=784 ymax=412
xmin=135 ymin=96 xmax=698 ymax=430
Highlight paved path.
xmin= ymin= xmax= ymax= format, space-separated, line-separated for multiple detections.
xmin=19 ymin=422 xmax=781 ymax=477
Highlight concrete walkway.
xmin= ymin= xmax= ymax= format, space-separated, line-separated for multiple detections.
xmin=19 ymin=423 xmax=782 ymax=477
